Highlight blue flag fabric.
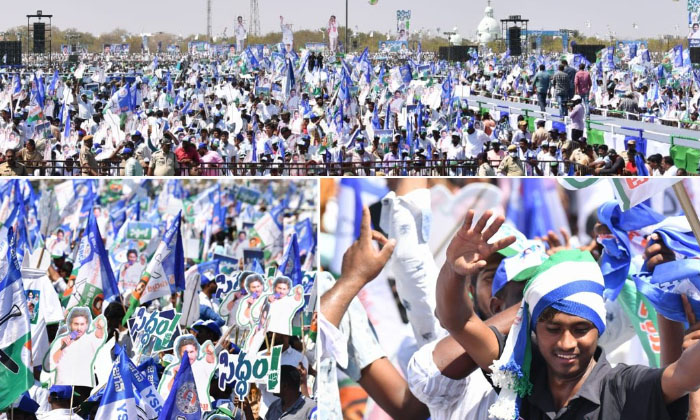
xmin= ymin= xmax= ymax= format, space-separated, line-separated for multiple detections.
xmin=294 ymin=218 xmax=315 ymax=255
xmin=597 ymin=201 xmax=700 ymax=300
xmin=158 ymin=353 xmax=201 ymax=420
xmin=48 ymin=70 xmax=59 ymax=96
xmin=85 ymin=212 xmax=121 ymax=301
xmin=95 ymin=350 xmax=138 ymax=420
xmin=252 ymin=258 xmax=265 ymax=275
xmin=279 ymin=233 xmax=303 ymax=286
xmin=633 ymin=259 xmax=700 ymax=323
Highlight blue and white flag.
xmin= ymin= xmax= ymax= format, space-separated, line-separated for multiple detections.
xmin=0 ymin=228 xmax=33 ymax=410
xmin=133 ymin=211 xmax=185 ymax=306
xmin=94 ymin=350 xmax=138 ymax=420
xmin=279 ymin=233 xmax=302 ymax=286
xmin=294 ymin=218 xmax=315 ymax=256
xmin=158 ymin=352 xmax=201 ymax=420
xmin=66 ymin=212 xmax=120 ymax=313
xmin=598 ymin=201 xmax=700 ymax=300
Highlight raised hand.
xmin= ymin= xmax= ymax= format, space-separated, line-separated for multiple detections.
xmin=445 ymin=210 xmax=516 ymax=276
xmin=340 ymin=206 xmax=396 ymax=286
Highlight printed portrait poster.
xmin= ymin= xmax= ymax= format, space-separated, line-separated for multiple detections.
xmin=118 ymin=252 xmax=147 ymax=294
xmin=264 ymin=277 xmax=305 ymax=336
xmin=243 ymin=296 xmax=272 ymax=354
xmin=158 ymin=335 xmax=216 ymax=412
xmin=44 ymin=307 xmax=106 ymax=387
xmin=45 ymin=229 xmax=71 ymax=258
xmin=219 ymin=271 xmax=255 ymax=326
xmin=235 ymin=273 xmax=268 ymax=328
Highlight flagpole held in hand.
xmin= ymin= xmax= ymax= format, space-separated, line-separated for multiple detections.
xmin=673 ymin=183 xmax=700 ymax=244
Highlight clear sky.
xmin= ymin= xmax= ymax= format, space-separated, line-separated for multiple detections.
xmin=0 ymin=0 xmax=691 ymax=40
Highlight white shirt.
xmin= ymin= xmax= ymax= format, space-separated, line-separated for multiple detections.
xmin=36 ymin=409 xmax=85 ymax=420
xmin=406 ymin=339 xmax=496 ymax=420
xmin=464 ymin=130 xmax=489 ymax=158
xmin=199 ymin=291 xmax=219 ymax=313
xmin=235 ymin=23 xmax=247 ymax=39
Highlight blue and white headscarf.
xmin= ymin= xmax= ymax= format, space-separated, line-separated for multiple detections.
xmin=488 ymin=250 xmax=606 ymax=420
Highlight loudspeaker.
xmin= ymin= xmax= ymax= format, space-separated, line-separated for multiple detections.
xmin=571 ymin=44 xmax=605 ymax=64
xmin=438 ymin=45 xmax=473 ymax=62
xmin=0 ymin=41 xmax=22 ymax=66
xmin=33 ymin=22 xmax=45 ymax=53
xmin=691 ymin=47 xmax=700 ymax=65
xmin=531 ymin=41 xmax=537 ymax=50
xmin=68 ymin=54 xmax=79 ymax=64
xmin=508 ymin=27 xmax=521 ymax=56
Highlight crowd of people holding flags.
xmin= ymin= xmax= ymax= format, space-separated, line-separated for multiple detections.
xmin=0 ymin=35 xmax=699 ymax=177
xmin=319 ymin=177 xmax=700 ymax=419
xmin=0 ymin=178 xmax=318 ymax=420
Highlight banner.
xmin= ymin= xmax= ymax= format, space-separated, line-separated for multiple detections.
xmin=127 ymin=307 xmax=182 ymax=355
xmin=216 ymin=345 xmax=282 ymax=399
xmin=378 ymin=41 xmax=409 ymax=53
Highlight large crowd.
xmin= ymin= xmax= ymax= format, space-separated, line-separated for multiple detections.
xmin=0 ymin=178 xmax=318 ymax=420
xmin=0 ymin=26 xmax=698 ymax=177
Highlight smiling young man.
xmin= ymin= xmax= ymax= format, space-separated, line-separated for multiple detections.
xmin=437 ymin=210 xmax=696 ymax=420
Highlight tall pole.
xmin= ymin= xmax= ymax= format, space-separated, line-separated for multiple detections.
xmin=345 ymin=0 xmax=348 ymax=53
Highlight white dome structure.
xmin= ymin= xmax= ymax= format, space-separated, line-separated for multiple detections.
xmin=476 ymin=1 xmax=500 ymax=45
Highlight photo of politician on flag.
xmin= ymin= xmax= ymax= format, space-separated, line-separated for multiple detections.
xmin=0 ymin=178 xmax=319 ymax=420
xmin=318 ymin=177 xmax=700 ymax=420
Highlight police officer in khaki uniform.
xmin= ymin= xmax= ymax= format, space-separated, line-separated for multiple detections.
xmin=0 ymin=149 xmax=28 ymax=176
xmin=148 ymin=138 xmax=179 ymax=176
xmin=497 ymin=144 xmax=525 ymax=176
xmin=79 ymin=135 xmax=99 ymax=176
xmin=17 ymin=138 xmax=43 ymax=173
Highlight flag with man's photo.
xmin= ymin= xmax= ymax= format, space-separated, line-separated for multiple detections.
xmin=66 ymin=211 xmax=120 ymax=316
xmin=124 ymin=211 xmax=185 ymax=321
xmin=0 ymin=228 xmax=33 ymax=410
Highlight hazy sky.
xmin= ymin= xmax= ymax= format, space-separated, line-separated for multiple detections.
xmin=1 ymin=0 xmax=691 ymax=40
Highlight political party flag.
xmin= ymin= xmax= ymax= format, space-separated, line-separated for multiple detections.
xmin=616 ymin=280 xmax=660 ymax=368
xmin=294 ymin=218 xmax=315 ymax=256
xmin=252 ymin=258 xmax=265 ymax=275
xmin=124 ymin=211 xmax=185 ymax=321
xmin=597 ymin=200 xmax=700 ymax=300
xmin=32 ymin=73 xmax=45 ymax=109
xmin=0 ymin=228 xmax=33 ymax=410
xmin=158 ymin=352 xmax=201 ymax=420
xmin=11 ymin=74 xmax=22 ymax=101
xmin=128 ymin=355 xmax=163 ymax=418
xmin=558 ymin=178 xmax=601 ymax=190
xmin=66 ymin=212 xmax=120 ymax=316
xmin=279 ymin=233 xmax=302 ymax=286
xmin=330 ymin=178 xmax=389 ymax=275
xmin=94 ymin=350 xmax=138 ymax=420
xmin=21 ymin=268 xmax=64 ymax=368
xmin=610 ymin=178 xmax=681 ymax=211
xmin=506 ymin=179 xmax=570 ymax=240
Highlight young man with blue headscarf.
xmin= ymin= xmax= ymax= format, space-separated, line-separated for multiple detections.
xmin=437 ymin=209 xmax=697 ymax=420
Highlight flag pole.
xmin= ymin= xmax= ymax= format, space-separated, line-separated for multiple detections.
xmin=36 ymin=189 xmax=56 ymax=269
xmin=672 ymin=182 xmax=700 ymax=244
xmin=69 ymin=385 xmax=74 ymax=420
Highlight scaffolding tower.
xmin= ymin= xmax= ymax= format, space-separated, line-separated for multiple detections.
xmin=249 ymin=0 xmax=260 ymax=36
